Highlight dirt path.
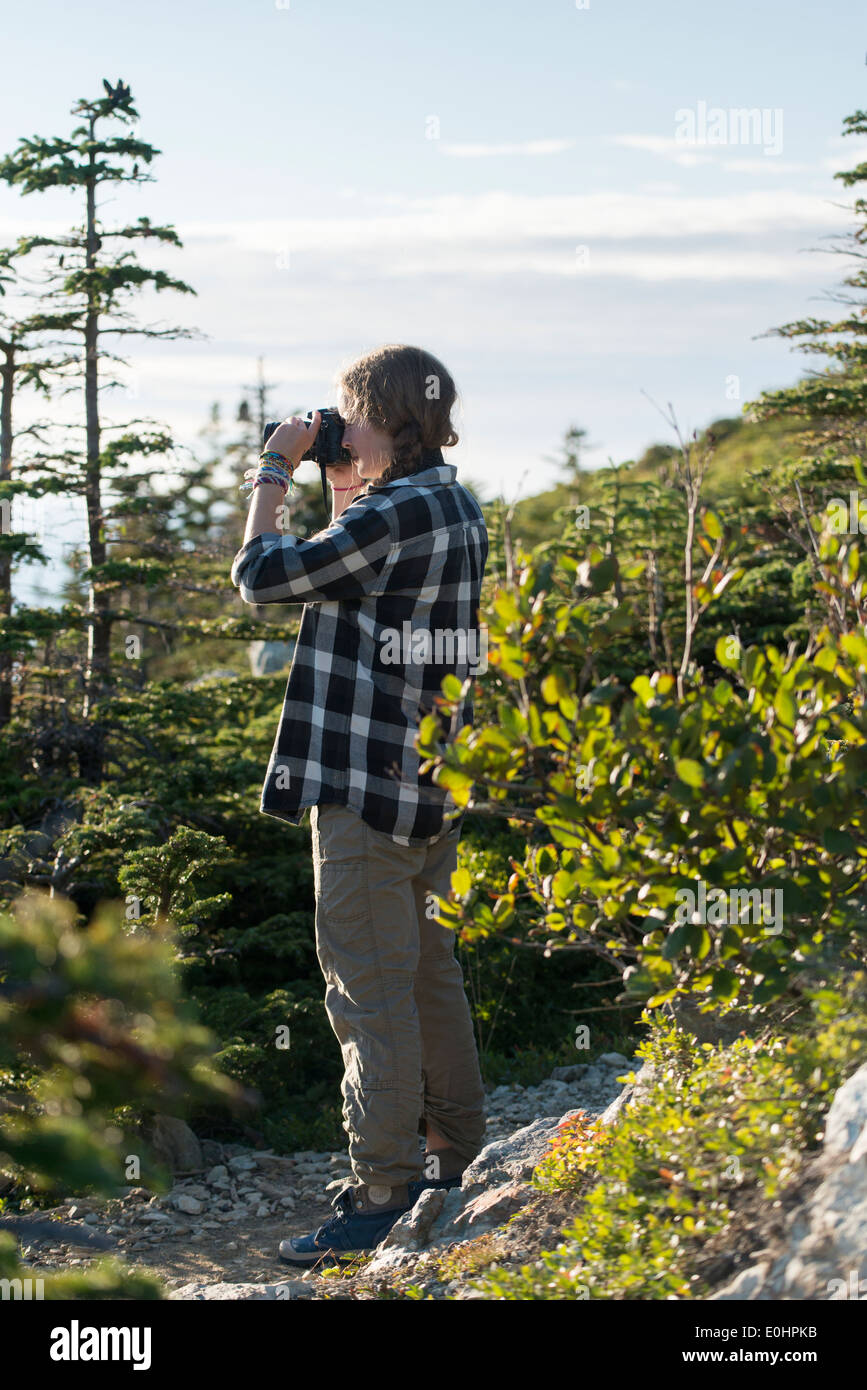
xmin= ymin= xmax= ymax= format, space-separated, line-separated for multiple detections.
xmin=121 ymin=1196 xmax=335 ymax=1290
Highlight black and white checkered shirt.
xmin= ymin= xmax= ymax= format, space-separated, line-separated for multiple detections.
xmin=230 ymin=454 xmax=488 ymax=845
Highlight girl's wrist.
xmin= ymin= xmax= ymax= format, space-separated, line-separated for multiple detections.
xmin=240 ymin=449 xmax=297 ymax=496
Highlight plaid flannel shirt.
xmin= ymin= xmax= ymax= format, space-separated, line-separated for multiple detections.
xmin=230 ymin=453 xmax=488 ymax=845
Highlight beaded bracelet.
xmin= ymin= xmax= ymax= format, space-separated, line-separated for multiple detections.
xmin=239 ymin=449 xmax=296 ymax=496
xmin=240 ymin=467 xmax=294 ymax=495
xmin=240 ymin=473 xmax=295 ymax=496
xmin=260 ymin=449 xmax=293 ymax=470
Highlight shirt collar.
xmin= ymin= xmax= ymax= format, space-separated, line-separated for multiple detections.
xmin=373 ymin=461 xmax=457 ymax=490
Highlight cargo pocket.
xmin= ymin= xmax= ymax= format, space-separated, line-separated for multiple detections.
xmin=319 ymin=859 xmax=368 ymax=923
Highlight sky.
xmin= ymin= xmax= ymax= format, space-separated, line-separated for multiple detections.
xmin=1 ymin=0 xmax=866 ymax=598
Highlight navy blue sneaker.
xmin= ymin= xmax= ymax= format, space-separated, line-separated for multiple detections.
xmin=278 ymin=1183 xmax=414 ymax=1266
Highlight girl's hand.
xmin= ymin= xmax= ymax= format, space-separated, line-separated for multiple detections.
xmin=266 ymin=411 xmax=321 ymax=468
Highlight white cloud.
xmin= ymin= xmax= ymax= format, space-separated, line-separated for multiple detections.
xmin=173 ymin=188 xmax=847 ymax=257
xmin=438 ymin=139 xmax=574 ymax=158
xmin=611 ymin=134 xmax=712 ymax=166
xmin=612 ymin=135 xmax=808 ymax=173
xmin=720 ymin=159 xmax=809 ymax=174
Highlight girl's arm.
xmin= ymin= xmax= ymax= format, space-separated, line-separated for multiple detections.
xmin=243 ymin=477 xmax=285 ymax=547
xmin=242 ymin=412 xmax=319 ymax=545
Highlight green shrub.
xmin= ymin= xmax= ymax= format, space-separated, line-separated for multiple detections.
xmin=473 ymin=977 xmax=867 ymax=1300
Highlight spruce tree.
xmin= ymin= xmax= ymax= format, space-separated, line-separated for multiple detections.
xmin=0 ymin=81 xmax=197 ymax=775
xmin=748 ymin=108 xmax=867 ymax=451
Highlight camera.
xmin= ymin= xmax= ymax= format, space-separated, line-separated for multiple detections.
xmin=262 ymin=409 xmax=351 ymax=515
xmin=263 ymin=409 xmax=351 ymax=467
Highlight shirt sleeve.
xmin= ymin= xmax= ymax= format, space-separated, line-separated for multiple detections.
xmin=230 ymin=496 xmax=395 ymax=605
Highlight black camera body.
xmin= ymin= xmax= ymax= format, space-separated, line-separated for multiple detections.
xmin=263 ymin=409 xmax=351 ymax=467
xmin=263 ymin=410 xmax=350 ymax=515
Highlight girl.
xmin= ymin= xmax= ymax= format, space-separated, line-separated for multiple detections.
xmin=231 ymin=344 xmax=488 ymax=1262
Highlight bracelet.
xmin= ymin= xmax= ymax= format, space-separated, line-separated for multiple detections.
xmin=259 ymin=449 xmax=294 ymax=471
xmin=255 ymin=474 xmax=290 ymax=494
xmin=239 ymin=466 xmax=295 ymax=496
xmin=239 ymin=449 xmax=297 ymax=496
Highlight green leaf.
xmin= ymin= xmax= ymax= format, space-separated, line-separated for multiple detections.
xmin=774 ymin=687 xmax=796 ymax=728
xmin=711 ymin=969 xmax=738 ymax=1000
xmin=823 ymin=827 xmax=857 ymax=855
xmin=702 ymin=508 xmax=723 ymax=540
xmin=674 ymin=758 xmax=704 ymax=788
xmin=715 ymin=636 xmax=741 ymax=670
xmin=451 ymin=867 xmax=472 ymax=897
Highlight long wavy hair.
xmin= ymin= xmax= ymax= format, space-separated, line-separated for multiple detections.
xmin=336 ymin=343 xmax=459 ymax=486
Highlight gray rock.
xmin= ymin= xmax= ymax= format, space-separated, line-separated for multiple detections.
xmin=364 ymin=1245 xmax=426 ymax=1278
xmin=174 ymin=1194 xmax=203 ymax=1215
xmin=823 ymin=1063 xmax=867 ymax=1159
xmin=425 ymin=1185 xmax=469 ymax=1240
xmin=598 ymin=1062 xmax=655 ymax=1129
xmin=448 ymin=1182 xmax=532 ymax=1238
xmin=550 ymin=1065 xmax=589 ymax=1083
xmin=148 ymin=1116 xmax=203 ymax=1173
xmin=180 ymin=1184 xmax=210 ymax=1201
xmin=713 ymin=1065 xmax=867 ymax=1301
xmin=596 ymin=1052 xmax=630 ymax=1068
xmin=248 ymin=640 xmax=295 ymax=677
xmin=201 ymin=1140 xmax=224 ymax=1166
xmin=712 ymin=1262 xmax=771 ymax=1301
xmin=460 ymin=1116 xmax=563 ymax=1196
xmin=381 ymin=1188 xmax=447 ymax=1251
xmin=228 ymin=1155 xmax=257 ymax=1173
xmin=170 ymin=1280 xmax=311 ymax=1300
xmin=664 ymin=997 xmax=761 ymax=1045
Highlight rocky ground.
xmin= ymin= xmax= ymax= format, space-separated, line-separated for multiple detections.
xmin=19 ymin=1053 xmax=636 ymax=1300
xmin=16 ymin=1054 xmax=867 ymax=1300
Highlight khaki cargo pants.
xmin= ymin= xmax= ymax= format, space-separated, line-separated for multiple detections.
xmin=310 ymin=802 xmax=487 ymax=1187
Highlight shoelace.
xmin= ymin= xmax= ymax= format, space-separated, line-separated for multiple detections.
xmin=327 ymin=1191 xmax=353 ymax=1225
